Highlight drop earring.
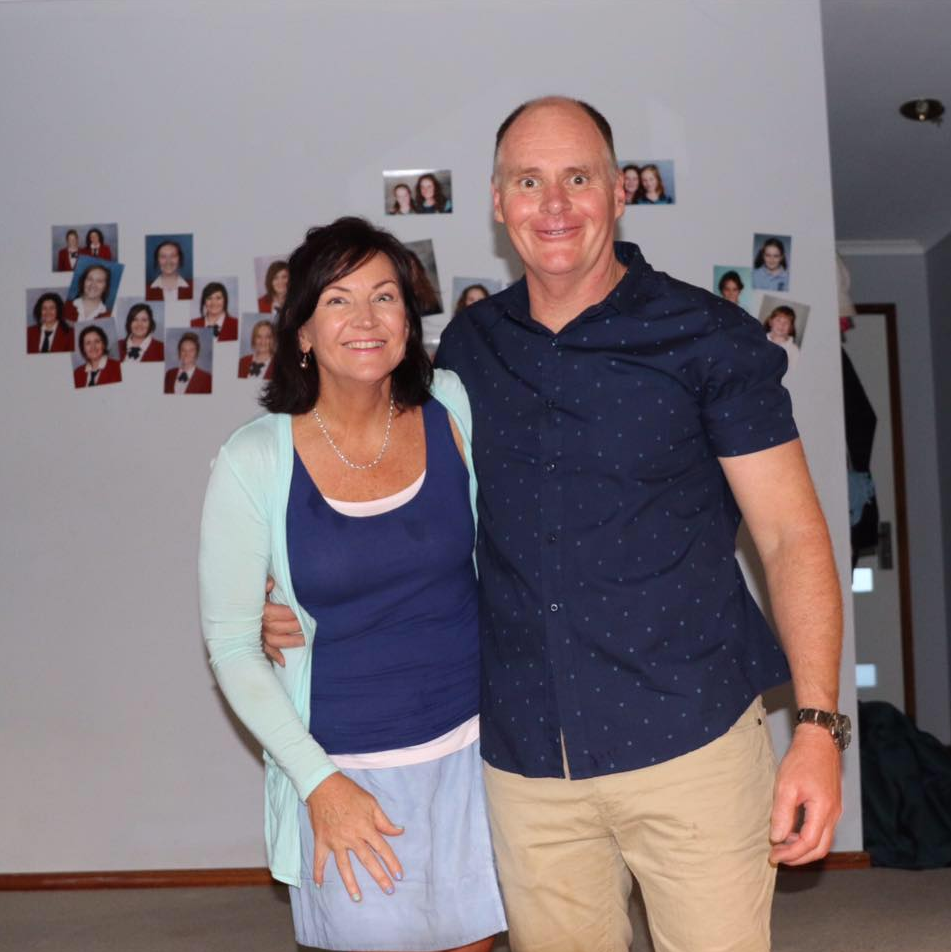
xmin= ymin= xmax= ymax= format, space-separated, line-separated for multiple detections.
xmin=299 ymin=351 xmax=311 ymax=369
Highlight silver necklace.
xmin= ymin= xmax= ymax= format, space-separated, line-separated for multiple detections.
xmin=312 ymin=396 xmax=395 ymax=470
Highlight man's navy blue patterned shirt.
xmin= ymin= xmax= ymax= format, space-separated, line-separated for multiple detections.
xmin=435 ymin=242 xmax=797 ymax=779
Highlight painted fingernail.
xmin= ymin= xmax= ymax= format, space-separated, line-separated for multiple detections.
xmin=351 ymin=892 xmax=361 ymax=903
xmin=395 ymin=871 xmax=403 ymax=881
xmin=385 ymin=886 xmax=395 ymax=895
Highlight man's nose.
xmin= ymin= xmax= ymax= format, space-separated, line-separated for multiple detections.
xmin=540 ymin=181 xmax=570 ymax=214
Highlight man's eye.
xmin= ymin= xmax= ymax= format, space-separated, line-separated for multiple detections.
xmin=571 ymin=174 xmax=588 ymax=185
xmin=520 ymin=178 xmax=538 ymax=189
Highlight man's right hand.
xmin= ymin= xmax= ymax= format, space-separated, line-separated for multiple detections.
xmin=262 ymin=577 xmax=305 ymax=666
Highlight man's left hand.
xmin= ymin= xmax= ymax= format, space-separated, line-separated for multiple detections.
xmin=769 ymin=725 xmax=842 ymax=865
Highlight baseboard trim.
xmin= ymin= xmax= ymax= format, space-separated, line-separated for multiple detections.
xmin=2 ymin=852 xmax=873 ymax=890
xmin=0 ymin=867 xmax=274 ymax=891
xmin=781 ymin=851 xmax=871 ymax=871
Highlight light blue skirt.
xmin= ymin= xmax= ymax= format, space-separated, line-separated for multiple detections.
xmin=290 ymin=739 xmax=507 ymax=951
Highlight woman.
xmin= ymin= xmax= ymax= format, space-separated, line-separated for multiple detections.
xmin=390 ymin=182 xmax=416 ymax=215
xmin=199 ymin=217 xmax=503 ymax=952
xmin=164 ymin=331 xmax=212 ymax=394
xmin=73 ymin=324 xmax=122 ymax=388
xmin=717 ymin=270 xmax=745 ymax=305
xmin=415 ymin=173 xmax=452 ymax=213
xmin=763 ymin=304 xmax=800 ymax=372
xmin=119 ymin=303 xmax=165 ymax=362
xmin=56 ymin=229 xmax=81 ymax=271
xmin=81 ymin=227 xmax=113 ymax=260
xmin=147 ymin=239 xmax=194 ymax=301
xmin=752 ymin=237 xmax=789 ymax=291
xmin=258 ymin=260 xmax=290 ymax=314
xmin=634 ymin=164 xmax=672 ymax=204
xmin=453 ymin=283 xmax=490 ymax=316
xmin=621 ymin=164 xmax=641 ymax=205
xmin=27 ymin=292 xmax=74 ymax=353
xmin=238 ymin=319 xmax=276 ymax=379
xmin=64 ymin=263 xmax=112 ymax=322
xmin=191 ymin=281 xmax=238 ymax=341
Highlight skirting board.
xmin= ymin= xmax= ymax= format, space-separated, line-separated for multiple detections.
xmin=1 ymin=853 xmax=872 ymax=890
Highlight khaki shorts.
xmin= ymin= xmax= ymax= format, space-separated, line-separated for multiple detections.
xmin=482 ymin=697 xmax=777 ymax=952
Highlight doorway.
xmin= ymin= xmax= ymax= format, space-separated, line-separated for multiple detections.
xmin=843 ymin=304 xmax=915 ymax=718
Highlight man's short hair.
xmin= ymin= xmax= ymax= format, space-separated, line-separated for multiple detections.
xmin=493 ymin=96 xmax=618 ymax=179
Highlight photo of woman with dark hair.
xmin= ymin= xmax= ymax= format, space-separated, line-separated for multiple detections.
xmin=146 ymin=237 xmax=194 ymax=301
xmin=718 ymin=270 xmax=745 ymax=305
xmin=415 ymin=172 xmax=452 ymax=213
xmin=752 ymin=235 xmax=790 ymax=291
xmin=258 ymin=261 xmax=290 ymax=315
xmin=119 ymin=303 xmax=165 ymax=362
xmin=81 ymin=227 xmax=112 ymax=260
xmin=191 ymin=281 xmax=239 ymax=341
xmin=27 ymin=291 xmax=74 ymax=353
xmin=164 ymin=331 xmax=212 ymax=394
xmin=622 ymin=164 xmax=641 ymax=205
xmin=454 ymin=283 xmax=490 ymax=315
xmin=238 ymin=319 xmax=276 ymax=380
xmin=73 ymin=324 xmax=122 ymax=388
xmin=199 ymin=215 xmax=504 ymax=952
xmin=64 ymin=263 xmax=113 ymax=322
xmin=56 ymin=230 xmax=81 ymax=272
xmin=635 ymin=163 xmax=672 ymax=204
xmin=390 ymin=183 xmax=416 ymax=215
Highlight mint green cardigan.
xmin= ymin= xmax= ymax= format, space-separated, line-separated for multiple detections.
xmin=199 ymin=369 xmax=477 ymax=887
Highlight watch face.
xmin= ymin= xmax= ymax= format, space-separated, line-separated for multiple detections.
xmin=833 ymin=714 xmax=852 ymax=751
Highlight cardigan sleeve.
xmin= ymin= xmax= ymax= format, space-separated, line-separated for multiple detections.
xmin=199 ymin=441 xmax=338 ymax=802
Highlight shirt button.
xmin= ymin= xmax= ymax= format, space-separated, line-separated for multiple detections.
xmin=545 ymin=399 xmax=555 ymax=409
xmin=545 ymin=462 xmax=556 ymax=473
xmin=550 ymin=603 xmax=559 ymax=612
xmin=547 ymin=533 xmax=557 ymax=544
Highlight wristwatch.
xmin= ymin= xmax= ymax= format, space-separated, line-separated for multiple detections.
xmin=796 ymin=708 xmax=852 ymax=751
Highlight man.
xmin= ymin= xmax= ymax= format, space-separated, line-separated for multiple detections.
xmin=264 ymin=97 xmax=845 ymax=952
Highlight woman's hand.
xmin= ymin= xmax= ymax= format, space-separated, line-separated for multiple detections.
xmin=261 ymin=577 xmax=305 ymax=666
xmin=306 ymin=772 xmax=405 ymax=901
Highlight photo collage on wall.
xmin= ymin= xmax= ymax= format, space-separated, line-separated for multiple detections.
xmin=713 ymin=231 xmax=807 ymax=384
xmin=30 ymin=159 xmax=810 ymax=396
xmin=29 ymin=226 xmax=294 ymax=396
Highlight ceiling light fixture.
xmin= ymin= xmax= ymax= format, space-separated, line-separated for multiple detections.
xmin=899 ymin=98 xmax=945 ymax=125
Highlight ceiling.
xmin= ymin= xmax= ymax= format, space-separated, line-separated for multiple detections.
xmin=822 ymin=0 xmax=951 ymax=249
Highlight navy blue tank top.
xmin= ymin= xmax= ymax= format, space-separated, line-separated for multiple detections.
xmin=287 ymin=398 xmax=479 ymax=755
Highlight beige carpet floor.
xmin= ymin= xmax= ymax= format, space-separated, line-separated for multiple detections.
xmin=3 ymin=867 xmax=950 ymax=951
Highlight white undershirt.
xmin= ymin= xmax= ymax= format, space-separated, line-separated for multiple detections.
xmin=319 ymin=469 xmax=480 ymax=769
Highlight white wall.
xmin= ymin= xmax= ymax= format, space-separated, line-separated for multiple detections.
xmin=0 ymin=0 xmax=861 ymax=872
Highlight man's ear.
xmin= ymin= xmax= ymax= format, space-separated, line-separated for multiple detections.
xmin=491 ymin=181 xmax=505 ymax=224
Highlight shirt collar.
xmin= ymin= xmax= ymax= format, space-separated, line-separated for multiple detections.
xmin=478 ymin=241 xmax=654 ymax=331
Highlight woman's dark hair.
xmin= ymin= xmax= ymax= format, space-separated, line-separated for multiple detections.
xmin=32 ymin=292 xmax=69 ymax=334
xmin=639 ymin=163 xmax=667 ymax=200
xmin=454 ymin=283 xmax=490 ymax=315
xmin=153 ymin=239 xmax=184 ymax=270
xmin=200 ymin=281 xmax=229 ymax=314
xmin=79 ymin=324 xmax=109 ymax=360
xmin=754 ymin=237 xmax=788 ymax=271
xmin=85 ymin=227 xmax=104 ymax=247
xmin=178 ymin=331 xmax=201 ymax=357
xmin=764 ymin=305 xmax=797 ymax=334
xmin=718 ymin=270 xmax=745 ymax=295
xmin=264 ymin=260 xmax=289 ymax=297
xmin=415 ymin=174 xmax=449 ymax=213
xmin=390 ymin=183 xmax=416 ymax=214
xmin=125 ymin=302 xmax=156 ymax=336
xmin=78 ymin=263 xmax=111 ymax=303
xmin=261 ymin=216 xmax=432 ymax=415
